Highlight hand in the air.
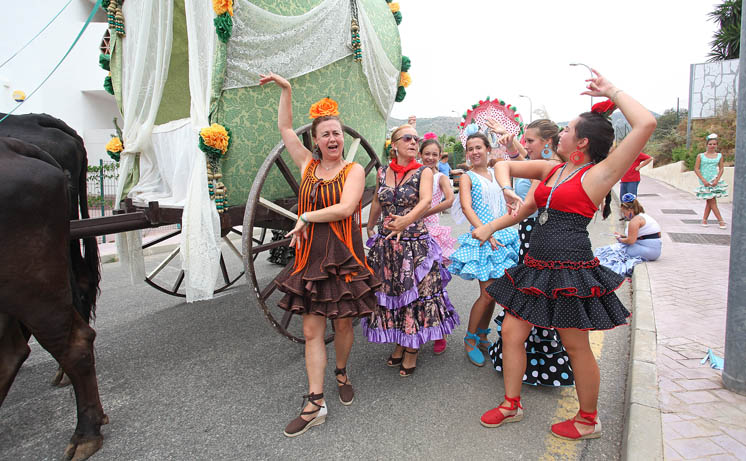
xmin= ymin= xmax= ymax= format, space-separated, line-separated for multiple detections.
xmin=580 ymin=69 xmax=617 ymax=99
xmin=485 ymin=118 xmax=508 ymax=135
xmin=258 ymin=72 xmax=291 ymax=89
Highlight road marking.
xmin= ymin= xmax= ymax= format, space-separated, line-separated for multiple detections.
xmin=540 ymin=331 xmax=605 ymax=461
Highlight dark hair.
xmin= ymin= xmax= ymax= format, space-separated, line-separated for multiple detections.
xmin=310 ymin=115 xmax=342 ymax=159
xmin=420 ymin=139 xmax=442 ymax=155
xmin=575 ymin=112 xmax=614 ymax=164
xmin=466 ymin=132 xmax=490 ymax=150
xmin=576 ymin=112 xmax=615 ymax=219
xmin=526 ymin=119 xmax=560 ymax=151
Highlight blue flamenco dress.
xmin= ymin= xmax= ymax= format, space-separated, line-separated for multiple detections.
xmin=448 ymin=169 xmax=520 ymax=281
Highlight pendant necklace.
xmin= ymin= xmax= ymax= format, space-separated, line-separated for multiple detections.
xmin=538 ymin=162 xmax=592 ymax=225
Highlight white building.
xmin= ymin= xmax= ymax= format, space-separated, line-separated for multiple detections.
xmin=0 ymin=0 xmax=119 ymax=165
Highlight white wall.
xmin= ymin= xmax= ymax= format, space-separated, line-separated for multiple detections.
xmin=0 ymin=0 xmax=120 ymax=164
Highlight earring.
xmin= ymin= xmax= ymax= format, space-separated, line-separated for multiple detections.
xmin=569 ymin=148 xmax=584 ymax=164
xmin=541 ymin=144 xmax=553 ymax=159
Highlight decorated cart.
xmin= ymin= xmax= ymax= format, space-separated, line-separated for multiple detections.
xmin=78 ymin=0 xmax=411 ymax=342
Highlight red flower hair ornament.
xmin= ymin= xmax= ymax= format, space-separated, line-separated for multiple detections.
xmin=591 ymin=99 xmax=617 ymax=119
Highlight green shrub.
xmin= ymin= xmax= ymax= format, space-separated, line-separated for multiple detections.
xmin=671 ymin=146 xmax=699 ymax=171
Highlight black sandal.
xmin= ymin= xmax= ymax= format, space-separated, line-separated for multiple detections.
xmin=387 ymin=352 xmax=403 ymax=367
xmin=335 ymin=367 xmax=354 ymax=405
xmin=283 ymin=392 xmax=327 ymax=437
xmin=399 ymin=349 xmax=419 ymax=377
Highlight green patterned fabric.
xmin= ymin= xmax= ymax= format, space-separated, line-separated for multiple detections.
xmin=110 ymin=33 xmax=123 ymax=110
xmin=155 ymin=0 xmax=190 ymax=125
xmin=214 ymin=55 xmax=386 ymax=206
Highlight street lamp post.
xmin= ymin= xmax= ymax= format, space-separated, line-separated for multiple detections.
xmin=570 ymin=62 xmax=594 ymax=108
xmin=518 ymin=94 xmax=533 ymax=123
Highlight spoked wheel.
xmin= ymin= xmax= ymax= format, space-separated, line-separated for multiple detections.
xmin=143 ymin=227 xmax=252 ymax=297
xmin=243 ymin=124 xmax=382 ymax=344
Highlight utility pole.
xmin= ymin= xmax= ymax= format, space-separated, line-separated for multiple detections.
xmin=723 ymin=0 xmax=746 ymax=396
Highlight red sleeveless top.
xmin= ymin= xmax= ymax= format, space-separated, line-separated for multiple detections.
xmin=533 ymin=163 xmax=598 ymax=218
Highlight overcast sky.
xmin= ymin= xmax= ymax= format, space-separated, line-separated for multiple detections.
xmin=389 ymin=0 xmax=721 ymax=122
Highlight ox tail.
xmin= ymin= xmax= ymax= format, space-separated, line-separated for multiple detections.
xmin=74 ymin=140 xmax=101 ymax=322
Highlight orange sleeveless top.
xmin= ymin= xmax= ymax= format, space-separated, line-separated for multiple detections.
xmin=293 ymin=159 xmax=371 ymax=278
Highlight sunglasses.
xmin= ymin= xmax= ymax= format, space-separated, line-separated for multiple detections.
xmin=396 ymin=134 xmax=421 ymax=144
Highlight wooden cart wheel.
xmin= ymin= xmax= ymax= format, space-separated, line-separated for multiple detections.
xmin=242 ymin=124 xmax=382 ymax=344
xmin=143 ymin=227 xmax=253 ymax=297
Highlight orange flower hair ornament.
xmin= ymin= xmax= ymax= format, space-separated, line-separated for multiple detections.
xmin=309 ymin=97 xmax=340 ymax=119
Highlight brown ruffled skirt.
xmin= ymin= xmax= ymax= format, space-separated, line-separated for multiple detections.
xmin=276 ymin=223 xmax=381 ymax=318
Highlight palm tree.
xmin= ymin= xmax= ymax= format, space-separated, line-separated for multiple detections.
xmin=708 ymin=0 xmax=742 ymax=62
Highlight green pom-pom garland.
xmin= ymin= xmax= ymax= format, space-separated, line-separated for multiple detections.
xmin=106 ymin=150 xmax=120 ymax=162
xmin=395 ymin=86 xmax=406 ymax=103
xmin=401 ymin=55 xmax=411 ymax=72
xmin=103 ymin=75 xmax=114 ymax=95
xmin=99 ymin=53 xmax=111 ymax=71
xmin=214 ymin=13 xmax=233 ymax=43
xmin=393 ymin=11 xmax=402 ymax=25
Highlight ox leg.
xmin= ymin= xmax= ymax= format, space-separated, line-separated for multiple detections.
xmin=30 ymin=311 xmax=106 ymax=461
xmin=0 ymin=314 xmax=31 ymax=405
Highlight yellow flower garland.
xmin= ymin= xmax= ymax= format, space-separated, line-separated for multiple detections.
xmin=212 ymin=0 xmax=233 ymax=16
xmin=399 ymin=71 xmax=411 ymax=88
xmin=389 ymin=2 xmax=400 ymax=13
xmin=105 ymin=137 xmax=123 ymax=153
xmin=200 ymin=124 xmax=230 ymax=154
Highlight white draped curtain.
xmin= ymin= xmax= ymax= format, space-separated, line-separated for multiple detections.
xmin=116 ymin=0 xmax=174 ymax=283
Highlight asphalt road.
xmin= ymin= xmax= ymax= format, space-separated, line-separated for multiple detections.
xmin=1 ymin=211 xmax=630 ymax=460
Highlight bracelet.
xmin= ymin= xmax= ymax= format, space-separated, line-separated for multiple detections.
xmin=507 ymin=151 xmax=521 ymax=159
xmin=501 ymin=185 xmax=513 ymax=191
xmin=299 ymin=212 xmax=309 ymax=224
xmin=610 ymin=89 xmax=623 ymax=103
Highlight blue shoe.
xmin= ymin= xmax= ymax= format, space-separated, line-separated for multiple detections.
xmin=477 ymin=328 xmax=492 ymax=352
xmin=464 ymin=332 xmax=485 ymax=367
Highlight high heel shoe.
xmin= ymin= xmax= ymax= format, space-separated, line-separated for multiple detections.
xmin=400 ymin=349 xmax=418 ymax=377
xmin=476 ymin=327 xmax=492 ymax=352
xmin=335 ymin=367 xmax=354 ymax=405
xmin=481 ymin=395 xmax=524 ymax=428
xmin=464 ymin=332 xmax=485 ymax=366
xmin=284 ymin=392 xmax=327 ymax=437
xmin=551 ymin=409 xmax=602 ymax=440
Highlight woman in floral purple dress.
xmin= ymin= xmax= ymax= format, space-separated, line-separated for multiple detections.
xmin=363 ymin=124 xmax=460 ymax=376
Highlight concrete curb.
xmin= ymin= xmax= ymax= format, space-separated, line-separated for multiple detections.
xmin=621 ymin=262 xmax=663 ymax=461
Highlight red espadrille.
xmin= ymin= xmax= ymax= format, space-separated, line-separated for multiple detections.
xmin=480 ymin=395 xmax=524 ymax=428
xmin=551 ymin=409 xmax=602 ymax=440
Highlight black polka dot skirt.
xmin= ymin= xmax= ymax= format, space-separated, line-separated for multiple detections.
xmin=488 ymin=310 xmax=575 ymax=386
xmin=518 ymin=217 xmax=535 ymax=264
xmin=486 ymin=208 xmax=630 ymax=331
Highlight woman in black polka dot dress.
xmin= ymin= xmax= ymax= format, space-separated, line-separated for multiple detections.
xmin=488 ymin=119 xmax=574 ymax=387
xmin=471 ymin=70 xmax=657 ymax=441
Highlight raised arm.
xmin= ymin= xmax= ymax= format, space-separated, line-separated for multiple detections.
xmin=422 ymin=174 xmax=455 ymax=218
xmin=259 ymin=73 xmax=313 ymax=170
xmin=582 ymin=70 xmax=657 ymax=203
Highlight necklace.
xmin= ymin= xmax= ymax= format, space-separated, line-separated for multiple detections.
xmin=538 ymin=162 xmax=592 ymax=225
xmin=319 ymin=159 xmax=343 ymax=171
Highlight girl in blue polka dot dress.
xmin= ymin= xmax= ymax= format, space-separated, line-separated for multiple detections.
xmin=449 ymin=133 xmax=520 ymax=367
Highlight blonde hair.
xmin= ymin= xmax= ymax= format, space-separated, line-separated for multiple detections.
xmin=390 ymin=124 xmax=415 ymax=143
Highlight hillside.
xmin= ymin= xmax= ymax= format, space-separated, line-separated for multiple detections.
xmin=387 ymin=116 xmax=461 ymax=136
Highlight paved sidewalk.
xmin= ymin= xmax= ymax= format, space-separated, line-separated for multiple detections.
xmin=635 ymin=176 xmax=746 ymax=460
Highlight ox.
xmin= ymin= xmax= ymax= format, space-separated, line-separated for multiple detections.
xmin=0 ymin=113 xmax=101 ymax=385
xmin=0 ymin=137 xmax=107 ymax=460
